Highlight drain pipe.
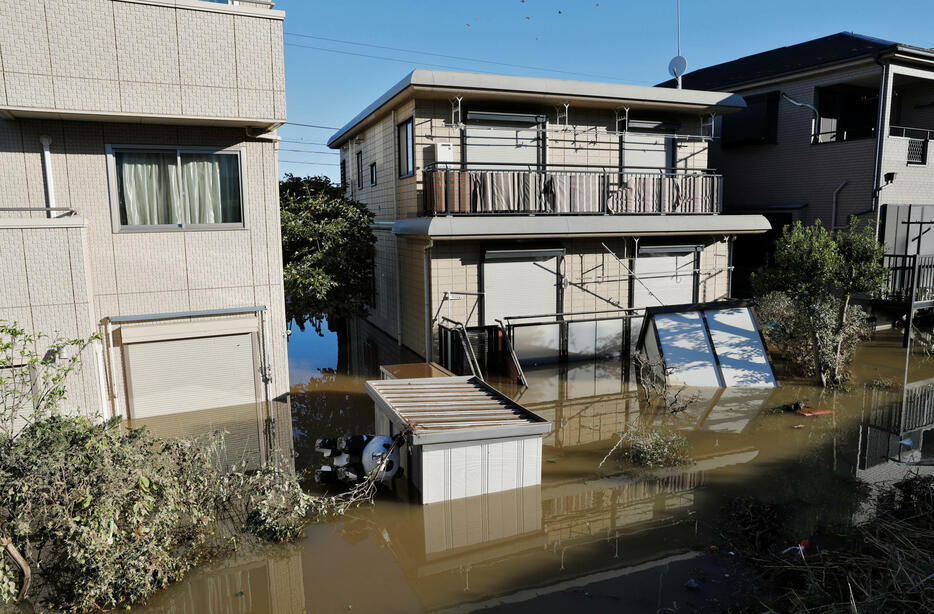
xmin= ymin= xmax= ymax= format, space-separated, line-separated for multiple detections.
xmin=39 ymin=135 xmax=59 ymax=218
xmin=832 ymin=180 xmax=848 ymax=229
xmin=103 ymin=318 xmax=121 ymax=418
xmin=424 ymin=238 xmax=434 ymax=361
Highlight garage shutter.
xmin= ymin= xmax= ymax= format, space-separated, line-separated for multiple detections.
xmin=484 ymin=251 xmax=561 ymax=324
xmin=632 ymin=249 xmax=696 ymax=308
xmin=465 ymin=123 xmax=539 ymax=167
xmin=124 ymin=333 xmax=257 ymax=419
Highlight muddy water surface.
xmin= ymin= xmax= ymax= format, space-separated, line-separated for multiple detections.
xmin=134 ymin=321 xmax=934 ymax=613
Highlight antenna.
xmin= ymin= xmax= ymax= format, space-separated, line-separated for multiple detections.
xmin=668 ymin=0 xmax=688 ymax=89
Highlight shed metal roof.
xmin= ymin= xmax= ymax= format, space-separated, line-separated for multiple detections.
xmin=365 ymin=376 xmax=551 ymax=445
xmin=328 ymin=69 xmax=747 ymax=147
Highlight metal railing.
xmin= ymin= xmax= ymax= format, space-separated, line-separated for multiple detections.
xmin=890 ymin=125 xmax=934 ymax=140
xmin=890 ymin=126 xmax=931 ymax=165
xmin=423 ymin=162 xmax=722 ymax=215
xmin=881 ymin=253 xmax=934 ymax=303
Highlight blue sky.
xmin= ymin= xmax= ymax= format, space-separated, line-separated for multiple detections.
xmin=274 ymin=0 xmax=934 ymax=182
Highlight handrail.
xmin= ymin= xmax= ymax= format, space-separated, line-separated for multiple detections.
xmin=439 ymin=317 xmax=483 ymax=380
xmin=494 ymin=319 xmax=527 ymax=387
xmin=426 ymin=161 xmax=719 ymax=174
xmin=0 ymin=207 xmax=76 ymax=214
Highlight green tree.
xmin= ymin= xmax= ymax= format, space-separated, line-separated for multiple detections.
xmin=754 ymin=218 xmax=885 ymax=387
xmin=280 ymin=174 xmax=376 ymax=333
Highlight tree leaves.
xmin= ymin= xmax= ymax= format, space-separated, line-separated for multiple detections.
xmin=279 ymin=174 xmax=376 ymax=333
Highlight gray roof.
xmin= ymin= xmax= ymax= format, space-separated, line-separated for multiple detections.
xmin=658 ymin=32 xmax=934 ymax=91
xmin=393 ymin=214 xmax=771 ymax=239
xmin=328 ymin=69 xmax=747 ymax=147
xmin=365 ymin=376 xmax=551 ymax=445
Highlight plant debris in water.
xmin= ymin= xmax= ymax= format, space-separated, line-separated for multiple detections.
xmin=721 ymin=474 xmax=934 ymax=613
xmin=601 ymin=424 xmax=692 ymax=469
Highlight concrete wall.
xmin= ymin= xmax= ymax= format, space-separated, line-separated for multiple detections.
xmin=711 ymin=64 xmax=882 ymax=227
xmin=0 ymin=0 xmax=285 ymax=123
xmin=0 ymin=117 xmax=288 ymax=421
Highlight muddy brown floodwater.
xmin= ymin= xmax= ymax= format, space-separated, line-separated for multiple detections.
xmin=130 ymin=319 xmax=934 ymax=613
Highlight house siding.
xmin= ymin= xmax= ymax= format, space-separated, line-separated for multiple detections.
xmin=711 ymin=63 xmax=882 ymax=227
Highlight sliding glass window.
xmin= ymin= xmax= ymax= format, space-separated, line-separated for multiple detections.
xmin=112 ymin=148 xmax=243 ymax=230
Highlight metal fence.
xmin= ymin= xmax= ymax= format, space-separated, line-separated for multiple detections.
xmin=882 ymin=253 xmax=934 ymax=303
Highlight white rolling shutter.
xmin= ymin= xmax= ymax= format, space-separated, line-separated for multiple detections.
xmin=632 ymin=249 xmax=696 ymax=308
xmin=124 ymin=333 xmax=257 ymax=419
xmin=484 ymin=250 xmax=561 ymax=324
xmin=465 ymin=123 xmax=539 ymax=167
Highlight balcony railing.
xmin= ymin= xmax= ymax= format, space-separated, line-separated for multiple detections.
xmin=423 ymin=163 xmax=722 ymax=215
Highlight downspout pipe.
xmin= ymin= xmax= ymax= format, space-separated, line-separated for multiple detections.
xmin=424 ymin=238 xmax=434 ymax=361
xmin=39 ymin=135 xmax=59 ymax=218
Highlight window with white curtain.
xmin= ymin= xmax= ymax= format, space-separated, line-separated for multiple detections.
xmin=112 ymin=148 xmax=243 ymax=230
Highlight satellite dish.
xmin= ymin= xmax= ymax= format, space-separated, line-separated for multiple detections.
xmin=668 ymin=55 xmax=688 ymax=78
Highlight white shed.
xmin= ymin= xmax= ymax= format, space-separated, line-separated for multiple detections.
xmin=365 ymin=376 xmax=551 ymax=504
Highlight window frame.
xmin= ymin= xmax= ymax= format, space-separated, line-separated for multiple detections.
xmin=398 ymin=117 xmax=414 ymax=178
xmin=356 ymin=150 xmax=364 ymax=189
xmin=370 ymin=162 xmax=378 ymax=186
xmin=106 ymin=144 xmax=246 ymax=233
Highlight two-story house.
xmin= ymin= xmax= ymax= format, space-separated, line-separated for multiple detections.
xmin=661 ymin=32 xmax=934 ymax=289
xmin=0 ymin=0 xmax=290 ymax=456
xmin=327 ymin=70 xmax=770 ymax=367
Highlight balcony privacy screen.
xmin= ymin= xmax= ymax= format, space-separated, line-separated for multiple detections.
xmin=425 ymin=170 xmax=719 ymax=215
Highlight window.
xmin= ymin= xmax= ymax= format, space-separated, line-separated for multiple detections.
xmin=370 ymin=162 xmax=377 ymax=186
xmin=815 ymin=84 xmax=878 ymax=143
xmin=722 ymin=91 xmax=780 ymax=146
xmin=356 ymin=151 xmax=364 ymax=188
xmin=340 ymin=159 xmax=347 ymax=191
xmin=398 ymin=118 xmax=414 ymax=177
xmin=112 ymin=148 xmax=242 ymax=230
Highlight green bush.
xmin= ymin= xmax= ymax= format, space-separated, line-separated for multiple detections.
xmin=0 ymin=416 xmax=312 ymax=613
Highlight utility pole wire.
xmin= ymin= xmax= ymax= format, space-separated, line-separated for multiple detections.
xmin=284 ymin=32 xmax=637 ymax=83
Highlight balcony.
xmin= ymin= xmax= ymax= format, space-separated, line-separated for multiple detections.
xmin=423 ymin=164 xmax=722 ymax=216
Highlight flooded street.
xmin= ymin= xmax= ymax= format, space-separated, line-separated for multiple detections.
xmin=133 ymin=320 xmax=934 ymax=613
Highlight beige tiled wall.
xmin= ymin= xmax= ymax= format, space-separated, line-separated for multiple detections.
xmin=0 ymin=0 xmax=285 ymax=122
xmin=0 ymin=117 xmax=288 ymax=417
xmin=0 ymin=220 xmax=102 ymax=415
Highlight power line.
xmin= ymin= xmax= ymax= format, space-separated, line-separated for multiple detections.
xmin=284 ymin=32 xmax=626 ymax=82
xmin=285 ymin=43 xmax=471 ymax=73
xmin=279 ymin=139 xmax=330 ymax=146
xmin=280 ymin=159 xmax=340 ymax=166
xmin=278 ymin=148 xmax=339 ymax=155
xmin=283 ymin=121 xmax=340 ymax=130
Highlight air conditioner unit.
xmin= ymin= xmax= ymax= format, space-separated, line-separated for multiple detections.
xmin=434 ymin=142 xmax=455 ymax=164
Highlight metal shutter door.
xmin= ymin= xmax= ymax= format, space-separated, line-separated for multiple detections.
xmin=465 ymin=123 xmax=539 ymax=166
xmin=125 ymin=333 xmax=257 ymax=419
xmin=484 ymin=253 xmax=559 ymax=324
xmin=632 ymin=252 xmax=695 ymax=308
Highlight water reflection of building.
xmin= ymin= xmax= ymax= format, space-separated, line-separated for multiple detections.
xmin=327 ymin=369 xmax=772 ymax=611
xmin=845 ymin=378 xmax=934 ymax=484
xmin=139 ymin=547 xmax=306 ymax=614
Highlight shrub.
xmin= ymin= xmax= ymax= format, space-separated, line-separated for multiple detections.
xmin=0 ymin=417 xmax=312 ymax=613
xmin=625 ymin=426 xmax=692 ymax=468
xmin=0 ymin=324 xmax=313 ymax=612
